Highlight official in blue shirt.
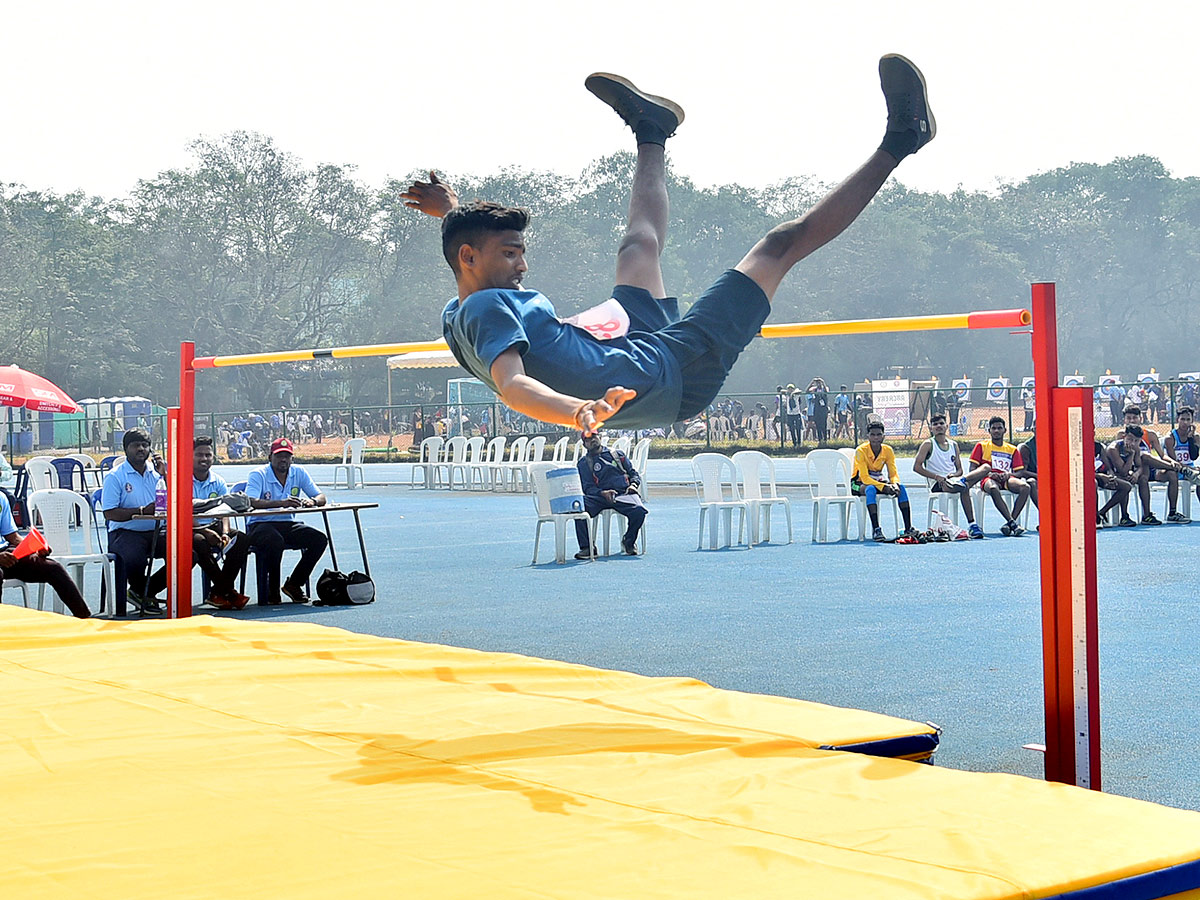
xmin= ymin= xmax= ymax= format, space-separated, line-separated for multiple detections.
xmin=101 ymin=428 xmax=166 ymax=616
xmin=573 ymin=433 xmax=647 ymax=559
xmin=244 ymin=438 xmax=328 ymax=604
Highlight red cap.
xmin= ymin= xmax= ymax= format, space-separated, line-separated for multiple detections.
xmin=270 ymin=438 xmax=295 ymax=455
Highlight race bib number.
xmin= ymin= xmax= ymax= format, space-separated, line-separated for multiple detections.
xmin=990 ymin=451 xmax=1013 ymax=475
xmin=560 ymin=298 xmax=630 ymax=341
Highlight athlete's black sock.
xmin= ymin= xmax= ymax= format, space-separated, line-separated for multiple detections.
xmin=879 ymin=129 xmax=919 ymax=163
xmin=636 ymin=120 xmax=670 ymax=147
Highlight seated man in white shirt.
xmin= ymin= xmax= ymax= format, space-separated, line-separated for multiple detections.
xmin=244 ymin=438 xmax=328 ymax=605
xmin=912 ymin=413 xmax=983 ymax=538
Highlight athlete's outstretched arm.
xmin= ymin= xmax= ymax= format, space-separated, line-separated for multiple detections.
xmin=490 ymin=348 xmax=635 ymax=436
xmin=401 ymin=171 xmax=459 ymax=218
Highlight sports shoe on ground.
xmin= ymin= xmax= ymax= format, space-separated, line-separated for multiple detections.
xmin=1000 ymin=522 xmax=1013 ymax=537
xmin=1118 ymin=515 xmax=1137 ymax=527
xmin=585 ymin=73 xmax=684 ymax=139
xmin=879 ymin=54 xmax=936 ymax=156
xmin=207 ymin=591 xmax=236 ymax=611
xmin=903 ymin=527 xmax=921 ymax=538
xmin=1142 ymin=513 xmax=1163 ymax=526
xmin=1167 ymin=511 xmax=1191 ymax=524
xmin=1011 ymin=523 xmax=1025 ymax=536
xmin=621 ymin=538 xmax=638 ymax=556
xmin=1096 ymin=515 xmax=1107 ymax=529
xmin=872 ymin=526 xmax=886 ymax=542
xmin=968 ymin=523 xmax=985 ymax=539
xmin=126 ymin=588 xmax=163 ymax=616
xmin=574 ymin=547 xmax=597 ymax=561
xmin=281 ymin=580 xmax=309 ymax=603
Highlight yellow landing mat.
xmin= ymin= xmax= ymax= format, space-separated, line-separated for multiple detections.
xmin=2 ymin=605 xmax=1200 ymax=900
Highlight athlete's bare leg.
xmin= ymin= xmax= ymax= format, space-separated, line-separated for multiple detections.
xmin=616 ymin=142 xmax=669 ymax=297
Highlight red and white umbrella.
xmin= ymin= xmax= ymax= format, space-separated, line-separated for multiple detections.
xmin=0 ymin=365 xmax=80 ymax=414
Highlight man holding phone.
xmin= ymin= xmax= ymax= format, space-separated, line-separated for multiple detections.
xmin=101 ymin=428 xmax=167 ymax=616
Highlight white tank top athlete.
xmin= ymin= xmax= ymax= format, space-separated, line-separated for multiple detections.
xmin=926 ymin=438 xmax=959 ymax=478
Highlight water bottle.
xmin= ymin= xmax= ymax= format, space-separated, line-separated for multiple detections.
xmin=154 ymin=477 xmax=168 ymax=513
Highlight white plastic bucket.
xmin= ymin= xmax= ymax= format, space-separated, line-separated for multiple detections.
xmin=546 ymin=467 xmax=585 ymax=514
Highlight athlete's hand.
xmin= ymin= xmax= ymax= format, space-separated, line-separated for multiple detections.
xmin=400 ymin=172 xmax=459 ymax=218
xmin=575 ymin=387 xmax=637 ymax=436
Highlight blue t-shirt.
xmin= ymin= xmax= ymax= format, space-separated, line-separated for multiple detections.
xmin=441 ymin=289 xmax=682 ymax=429
xmin=0 ymin=491 xmax=18 ymax=538
xmin=193 ymin=472 xmax=229 ymax=527
xmin=245 ymin=464 xmax=321 ymax=523
xmin=101 ymin=459 xmax=161 ymax=532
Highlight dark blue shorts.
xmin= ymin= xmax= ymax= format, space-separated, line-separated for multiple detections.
xmin=613 ymin=269 xmax=770 ymax=422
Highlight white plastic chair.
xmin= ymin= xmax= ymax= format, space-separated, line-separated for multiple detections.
xmin=806 ymin=449 xmax=858 ymax=543
xmin=461 ymin=436 xmax=486 ymax=489
xmin=26 ymin=489 xmax=113 ymax=616
xmin=690 ymin=453 xmax=750 ymax=550
xmin=1 ymin=578 xmax=33 ymax=608
xmin=68 ymin=453 xmax=102 ymax=491
xmin=478 ymin=436 xmax=507 ymax=491
xmin=498 ymin=436 xmax=530 ymax=492
xmin=732 ymin=450 xmax=792 ymax=544
xmin=550 ymin=436 xmax=571 ymax=463
xmin=631 ymin=437 xmax=652 ymax=499
xmin=24 ymin=457 xmax=57 ymax=492
xmin=528 ymin=462 xmax=593 ymax=564
xmin=437 ymin=436 xmax=470 ymax=489
xmin=332 ymin=438 xmax=367 ymax=489
xmin=925 ymin=477 xmax=963 ymax=530
xmin=410 ymin=436 xmax=444 ymax=489
xmin=610 ymin=435 xmax=632 ymax=456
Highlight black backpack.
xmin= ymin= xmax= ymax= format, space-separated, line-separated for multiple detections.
xmin=314 ymin=569 xmax=376 ymax=605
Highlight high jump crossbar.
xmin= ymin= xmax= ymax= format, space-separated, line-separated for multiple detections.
xmin=188 ymin=309 xmax=1032 ymax=369
xmin=171 ymin=297 xmax=1096 ymax=790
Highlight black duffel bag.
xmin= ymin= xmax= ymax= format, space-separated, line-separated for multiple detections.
xmin=314 ymin=569 xmax=376 ymax=605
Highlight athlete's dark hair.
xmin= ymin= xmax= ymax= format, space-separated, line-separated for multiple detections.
xmin=441 ymin=201 xmax=529 ymax=274
xmin=1177 ymin=406 xmax=1195 ymax=418
xmin=1124 ymin=405 xmax=1142 ymax=416
xmin=193 ymin=435 xmax=214 ymax=449
xmin=867 ymin=420 xmax=885 ymax=433
xmin=123 ymin=428 xmax=151 ymax=449
xmin=988 ymin=415 xmax=1006 ymax=428
xmin=1124 ymin=424 xmax=1144 ymax=437
xmin=929 ymin=413 xmax=946 ymax=424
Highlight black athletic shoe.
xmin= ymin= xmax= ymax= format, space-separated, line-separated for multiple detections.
xmin=281 ymin=580 xmax=309 ymax=603
xmin=585 ymin=73 xmax=684 ymax=139
xmin=1142 ymin=513 xmax=1163 ymax=526
xmin=622 ymin=538 xmax=638 ymax=556
xmin=1118 ymin=515 xmax=1137 ymax=527
xmin=879 ymin=54 xmax=936 ymax=155
xmin=574 ymin=547 xmax=598 ymax=561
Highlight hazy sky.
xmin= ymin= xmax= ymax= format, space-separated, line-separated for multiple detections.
xmin=4 ymin=1 xmax=1197 ymax=199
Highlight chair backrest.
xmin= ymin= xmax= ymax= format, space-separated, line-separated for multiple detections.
xmin=51 ymin=457 xmax=86 ymax=491
xmin=732 ymin=450 xmax=775 ymax=501
xmin=691 ymin=453 xmax=741 ymax=504
xmin=551 ymin=436 xmax=570 ymax=462
xmin=465 ymin=436 xmax=485 ymax=464
xmin=572 ymin=440 xmax=585 ymax=462
xmin=99 ymin=455 xmax=118 ymax=474
xmin=527 ymin=435 xmax=547 ymax=462
xmin=484 ymin=436 xmax=506 ymax=464
xmin=444 ymin=435 xmax=468 ymax=463
xmin=24 ymin=458 xmax=57 ymax=492
xmin=631 ymin=437 xmax=651 ymax=472
xmin=69 ymin=453 xmax=97 ymax=469
xmin=610 ymin=436 xmax=632 ymax=456
xmin=27 ymin=489 xmax=98 ymax=555
xmin=418 ymin=436 xmax=443 ymax=464
xmin=507 ymin=435 xmax=528 ymax=463
xmin=343 ymin=438 xmax=367 ymax=465
xmin=807 ymin=449 xmax=851 ymax=497
xmin=231 ymin=481 xmax=248 ymax=493
xmin=838 ymin=447 xmax=856 ymax=470
xmin=528 ymin=461 xmax=583 ymax=519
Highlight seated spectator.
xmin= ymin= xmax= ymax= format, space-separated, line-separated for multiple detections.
xmin=913 ymin=413 xmax=983 ymax=538
xmin=1093 ymin=439 xmax=1132 ymax=527
xmin=574 ymin=432 xmax=647 ymax=559
xmin=1014 ymin=430 xmax=1040 ymax=513
xmin=0 ymin=489 xmax=91 ymax=618
xmin=1125 ymin=404 xmax=1186 ymax=522
xmin=1163 ymin=406 xmax=1200 ymax=523
xmin=101 ymin=429 xmax=166 ymax=616
xmin=968 ymin=416 xmax=1031 ymax=536
xmin=245 ymin=438 xmax=328 ymax=604
xmin=851 ymin=420 xmax=916 ymax=542
xmin=1108 ymin=425 xmax=1160 ymax=527
xmin=187 ymin=437 xmax=251 ymax=610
